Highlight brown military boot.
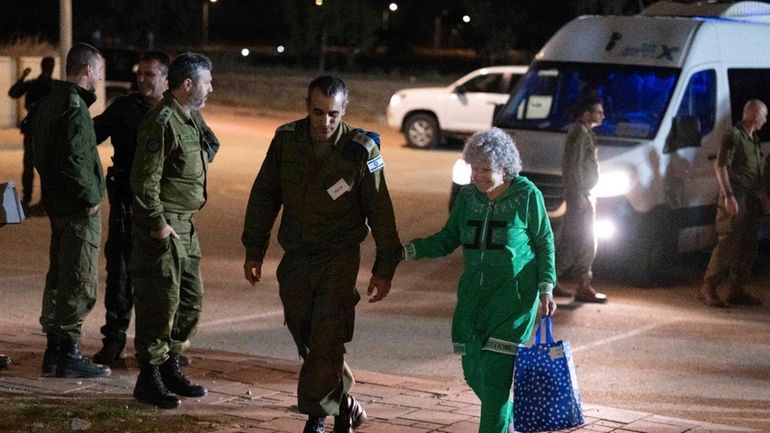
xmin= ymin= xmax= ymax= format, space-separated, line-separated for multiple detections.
xmin=698 ymin=283 xmax=727 ymax=308
xmin=574 ymin=281 xmax=607 ymax=304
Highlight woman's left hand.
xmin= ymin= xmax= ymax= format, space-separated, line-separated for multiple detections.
xmin=540 ymin=293 xmax=557 ymax=316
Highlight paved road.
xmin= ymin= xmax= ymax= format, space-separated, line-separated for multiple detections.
xmin=1 ymin=105 xmax=769 ymax=431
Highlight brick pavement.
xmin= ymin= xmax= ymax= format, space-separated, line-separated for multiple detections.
xmin=0 ymin=329 xmax=758 ymax=433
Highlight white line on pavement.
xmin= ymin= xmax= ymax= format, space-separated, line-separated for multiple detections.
xmin=571 ymin=319 xmax=682 ymax=353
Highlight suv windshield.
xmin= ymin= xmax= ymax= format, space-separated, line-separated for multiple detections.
xmin=495 ymin=61 xmax=680 ymax=140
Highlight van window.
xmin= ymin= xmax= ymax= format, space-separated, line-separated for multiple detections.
xmin=676 ymin=70 xmax=716 ymax=138
xmin=728 ymin=69 xmax=770 ymax=141
xmin=495 ymin=61 xmax=680 ymax=142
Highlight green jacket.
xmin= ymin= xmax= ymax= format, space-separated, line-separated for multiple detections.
xmin=718 ymin=124 xmax=762 ymax=196
xmin=31 ymin=81 xmax=105 ymax=217
xmin=242 ymin=118 xmax=401 ymax=279
xmin=562 ymin=121 xmax=599 ymax=198
xmin=406 ymin=177 xmax=555 ymax=349
xmin=131 ymin=92 xmax=213 ymax=230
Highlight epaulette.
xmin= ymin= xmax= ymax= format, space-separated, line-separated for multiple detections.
xmin=154 ymin=106 xmax=173 ymax=125
xmin=69 ymin=93 xmax=80 ymax=108
xmin=276 ymin=121 xmax=297 ymax=133
xmin=352 ymin=133 xmax=376 ymax=155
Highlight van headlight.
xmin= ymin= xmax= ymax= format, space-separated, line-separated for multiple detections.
xmin=590 ymin=171 xmax=633 ymax=198
xmin=452 ymin=158 xmax=472 ymax=185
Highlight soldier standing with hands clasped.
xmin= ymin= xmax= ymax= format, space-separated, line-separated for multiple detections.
xmin=242 ymin=76 xmax=401 ymax=433
xmin=129 ymin=52 xmax=218 ymax=409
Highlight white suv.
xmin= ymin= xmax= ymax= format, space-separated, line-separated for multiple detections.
xmin=387 ymin=65 xmax=527 ymax=149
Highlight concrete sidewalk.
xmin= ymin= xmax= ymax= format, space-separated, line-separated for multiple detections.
xmin=0 ymin=328 xmax=756 ymax=433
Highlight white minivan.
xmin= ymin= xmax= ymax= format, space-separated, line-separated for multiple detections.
xmin=476 ymin=1 xmax=770 ymax=284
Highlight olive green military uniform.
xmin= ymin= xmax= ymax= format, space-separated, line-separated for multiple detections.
xmin=242 ymin=119 xmax=400 ymax=416
xmin=556 ymin=122 xmax=599 ymax=283
xmin=129 ymin=91 xmax=216 ymax=366
xmin=30 ymin=81 xmax=105 ymax=342
xmin=704 ymin=124 xmax=763 ymax=290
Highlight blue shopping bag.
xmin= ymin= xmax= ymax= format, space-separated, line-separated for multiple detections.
xmin=513 ymin=316 xmax=584 ymax=432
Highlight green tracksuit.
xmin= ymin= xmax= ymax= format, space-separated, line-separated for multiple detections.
xmin=406 ymin=176 xmax=556 ymax=433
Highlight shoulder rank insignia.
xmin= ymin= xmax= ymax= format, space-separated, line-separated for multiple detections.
xmin=154 ymin=106 xmax=173 ymax=125
xmin=146 ymin=139 xmax=162 ymax=153
xmin=276 ymin=122 xmax=296 ymax=133
xmin=69 ymin=93 xmax=80 ymax=108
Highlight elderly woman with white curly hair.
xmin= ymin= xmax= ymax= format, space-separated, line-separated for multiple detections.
xmin=403 ymin=127 xmax=557 ymax=433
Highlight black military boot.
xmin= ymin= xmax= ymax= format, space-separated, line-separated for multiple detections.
xmin=303 ymin=416 xmax=325 ymax=433
xmin=159 ymin=354 xmax=207 ymax=397
xmin=55 ymin=339 xmax=111 ymax=378
xmin=92 ymin=343 xmax=127 ymax=368
xmin=133 ymin=364 xmax=181 ymax=409
xmin=42 ymin=334 xmax=60 ymax=375
xmin=334 ymin=395 xmax=367 ymax=432
xmin=0 ymin=354 xmax=10 ymax=370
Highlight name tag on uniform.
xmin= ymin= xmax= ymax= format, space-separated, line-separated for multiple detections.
xmin=327 ymin=178 xmax=351 ymax=200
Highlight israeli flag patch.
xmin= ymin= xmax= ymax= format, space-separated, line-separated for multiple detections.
xmin=367 ymin=155 xmax=384 ymax=172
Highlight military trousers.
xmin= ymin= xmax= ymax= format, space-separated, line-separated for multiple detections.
xmin=704 ymin=193 xmax=761 ymax=291
xmin=130 ymin=214 xmax=203 ymax=365
xmin=21 ymin=132 xmax=34 ymax=204
xmin=277 ymin=246 xmax=361 ymax=416
xmin=556 ymin=194 xmax=596 ymax=282
xmin=100 ymin=186 xmax=133 ymax=349
xmin=39 ymin=211 xmax=101 ymax=342
xmin=461 ymin=340 xmax=515 ymax=433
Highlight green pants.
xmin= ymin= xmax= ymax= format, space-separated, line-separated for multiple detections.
xmin=556 ymin=194 xmax=596 ymax=282
xmin=130 ymin=215 xmax=203 ymax=365
xmin=461 ymin=340 xmax=515 ymax=433
xmin=704 ymin=193 xmax=761 ymax=290
xmin=40 ymin=211 xmax=101 ymax=342
xmin=277 ymin=247 xmax=360 ymax=416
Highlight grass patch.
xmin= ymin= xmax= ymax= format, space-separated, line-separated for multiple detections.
xmin=0 ymin=396 xmax=222 ymax=433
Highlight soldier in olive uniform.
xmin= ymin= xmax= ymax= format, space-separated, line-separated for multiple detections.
xmin=129 ymin=52 xmax=217 ymax=409
xmin=699 ymin=99 xmax=767 ymax=308
xmin=8 ymin=56 xmax=57 ymax=214
xmin=30 ymin=43 xmax=111 ymax=378
xmin=242 ymin=76 xmax=401 ymax=433
xmin=553 ymin=96 xmax=608 ymax=303
xmin=91 ymin=50 xmax=170 ymax=367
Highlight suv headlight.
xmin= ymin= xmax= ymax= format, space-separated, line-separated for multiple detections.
xmin=452 ymin=158 xmax=472 ymax=185
xmin=389 ymin=93 xmax=403 ymax=108
xmin=590 ymin=170 xmax=633 ymax=198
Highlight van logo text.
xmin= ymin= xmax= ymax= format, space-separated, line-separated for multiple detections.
xmin=620 ymin=43 xmax=680 ymax=62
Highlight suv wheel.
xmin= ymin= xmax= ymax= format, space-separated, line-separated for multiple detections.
xmin=404 ymin=113 xmax=439 ymax=149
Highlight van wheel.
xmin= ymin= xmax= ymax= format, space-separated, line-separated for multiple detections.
xmin=626 ymin=207 xmax=679 ymax=287
xmin=404 ymin=113 xmax=440 ymax=149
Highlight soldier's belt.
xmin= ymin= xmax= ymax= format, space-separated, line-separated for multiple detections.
xmin=165 ymin=212 xmax=193 ymax=221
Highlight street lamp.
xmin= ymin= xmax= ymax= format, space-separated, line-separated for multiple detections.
xmin=202 ymin=0 xmax=217 ymax=46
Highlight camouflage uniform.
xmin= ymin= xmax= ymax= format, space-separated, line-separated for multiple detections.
xmin=30 ymin=81 xmax=105 ymax=343
xmin=129 ymin=91 xmax=217 ymax=366
xmin=242 ymin=119 xmax=400 ymax=416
